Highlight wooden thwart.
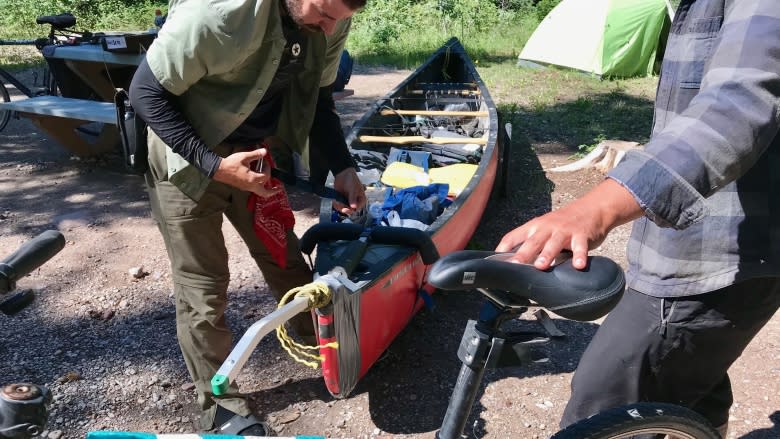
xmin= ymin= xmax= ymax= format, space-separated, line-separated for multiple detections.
xmin=379 ymin=109 xmax=488 ymax=117
xmin=358 ymin=135 xmax=487 ymax=145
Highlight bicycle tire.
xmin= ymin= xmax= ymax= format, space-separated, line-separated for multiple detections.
xmin=551 ymin=402 xmax=722 ymax=439
xmin=0 ymin=81 xmax=10 ymax=132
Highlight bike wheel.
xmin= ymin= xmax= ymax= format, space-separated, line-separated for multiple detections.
xmin=551 ymin=402 xmax=722 ymax=439
xmin=0 ymin=81 xmax=10 ymax=132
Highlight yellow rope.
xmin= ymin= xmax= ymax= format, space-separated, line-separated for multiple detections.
xmin=275 ymin=281 xmax=339 ymax=369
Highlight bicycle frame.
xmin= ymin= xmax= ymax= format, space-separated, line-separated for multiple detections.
xmin=0 ymin=17 xmax=86 ymax=131
xmin=0 ymin=67 xmax=40 ymax=98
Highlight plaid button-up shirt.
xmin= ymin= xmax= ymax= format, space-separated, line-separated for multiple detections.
xmin=608 ymin=0 xmax=780 ymax=297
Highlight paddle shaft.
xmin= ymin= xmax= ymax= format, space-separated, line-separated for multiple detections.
xmin=358 ymin=135 xmax=487 ymax=145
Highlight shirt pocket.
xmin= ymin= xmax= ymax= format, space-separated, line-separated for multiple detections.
xmin=677 ymin=16 xmax=723 ymax=90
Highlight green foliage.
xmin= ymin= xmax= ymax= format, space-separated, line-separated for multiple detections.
xmin=0 ymin=0 xmax=166 ymax=38
xmin=535 ymin=0 xmax=561 ymax=21
xmin=348 ymin=0 xmax=537 ymax=68
xmin=349 ymin=0 xmax=414 ymax=47
xmin=495 ymin=0 xmax=535 ymax=14
xmin=435 ymin=0 xmax=500 ymax=31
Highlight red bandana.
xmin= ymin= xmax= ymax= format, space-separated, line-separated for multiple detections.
xmin=247 ymin=153 xmax=295 ymax=269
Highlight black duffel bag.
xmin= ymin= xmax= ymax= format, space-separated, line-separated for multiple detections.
xmin=113 ymin=88 xmax=148 ymax=175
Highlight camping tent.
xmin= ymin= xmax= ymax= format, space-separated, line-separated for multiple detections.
xmin=517 ymin=0 xmax=673 ymax=78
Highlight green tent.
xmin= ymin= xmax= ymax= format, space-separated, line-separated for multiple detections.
xmin=518 ymin=0 xmax=673 ymax=78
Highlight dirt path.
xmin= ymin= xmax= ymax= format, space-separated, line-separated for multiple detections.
xmin=0 ymin=66 xmax=778 ymax=439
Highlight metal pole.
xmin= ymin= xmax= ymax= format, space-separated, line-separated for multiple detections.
xmin=210 ymin=295 xmax=310 ymax=396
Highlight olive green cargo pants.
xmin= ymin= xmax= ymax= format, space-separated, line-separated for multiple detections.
xmin=145 ymin=142 xmax=314 ymax=430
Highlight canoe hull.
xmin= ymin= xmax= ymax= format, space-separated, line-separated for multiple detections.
xmin=308 ymin=37 xmax=502 ymax=397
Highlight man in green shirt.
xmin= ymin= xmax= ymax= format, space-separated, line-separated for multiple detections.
xmin=129 ymin=0 xmax=367 ymax=434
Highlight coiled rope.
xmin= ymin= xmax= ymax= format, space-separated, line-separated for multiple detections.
xmin=275 ymin=281 xmax=339 ymax=368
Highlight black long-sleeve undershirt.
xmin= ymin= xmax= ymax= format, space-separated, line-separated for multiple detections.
xmin=129 ymin=57 xmax=355 ymax=182
xmin=129 ymin=59 xmax=221 ymax=177
xmin=308 ymin=84 xmax=356 ymax=186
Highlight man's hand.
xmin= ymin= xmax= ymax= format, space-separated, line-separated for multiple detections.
xmin=496 ymin=179 xmax=643 ymax=270
xmin=333 ymin=167 xmax=367 ymax=215
xmin=212 ymin=148 xmax=281 ymax=197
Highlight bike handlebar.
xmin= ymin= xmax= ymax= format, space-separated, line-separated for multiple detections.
xmin=0 ymin=230 xmax=65 ymax=295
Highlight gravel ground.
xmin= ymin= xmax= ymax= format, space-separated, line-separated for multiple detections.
xmin=1 ymin=64 xmax=779 ymax=439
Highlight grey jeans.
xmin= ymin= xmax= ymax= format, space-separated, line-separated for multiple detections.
xmin=561 ymin=278 xmax=780 ymax=430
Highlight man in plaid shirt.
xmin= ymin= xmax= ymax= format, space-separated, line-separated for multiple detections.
xmin=497 ymin=0 xmax=779 ymax=435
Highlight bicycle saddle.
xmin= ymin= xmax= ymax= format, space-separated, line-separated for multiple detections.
xmin=36 ymin=13 xmax=76 ymax=30
xmin=427 ymin=251 xmax=625 ymax=321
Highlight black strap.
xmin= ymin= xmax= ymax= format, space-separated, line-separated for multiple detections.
xmin=270 ymin=167 xmax=350 ymax=205
xmin=113 ymin=89 xmax=130 ymax=152
xmin=113 ymin=87 xmax=150 ymax=175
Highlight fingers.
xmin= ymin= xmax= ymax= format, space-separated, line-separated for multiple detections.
xmin=495 ymin=227 xmax=528 ymax=253
xmin=212 ymin=148 xmax=281 ymax=195
xmin=350 ymin=187 xmax=367 ymax=211
xmin=570 ymin=236 xmax=590 ymax=270
xmin=332 ymin=168 xmax=367 ymax=215
xmin=238 ymin=148 xmax=273 ymax=180
xmin=241 ymin=148 xmax=265 ymax=164
xmin=495 ymin=216 xmax=591 ymax=271
xmin=333 ymin=189 xmax=367 ymax=215
xmin=332 ymin=201 xmax=352 ymax=215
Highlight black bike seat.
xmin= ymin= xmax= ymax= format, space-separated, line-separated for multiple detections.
xmin=427 ymin=251 xmax=625 ymax=321
xmin=36 ymin=13 xmax=76 ymax=30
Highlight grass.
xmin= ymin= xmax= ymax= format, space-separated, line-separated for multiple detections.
xmin=348 ymin=13 xmax=537 ymax=69
xmin=0 ymin=45 xmax=43 ymax=71
xmin=479 ymin=59 xmax=658 ymax=151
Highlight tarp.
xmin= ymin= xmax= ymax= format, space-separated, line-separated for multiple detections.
xmin=518 ymin=0 xmax=673 ymax=78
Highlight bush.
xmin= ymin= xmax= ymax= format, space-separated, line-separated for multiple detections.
xmin=535 ymin=0 xmax=561 ymax=21
xmin=349 ymin=0 xmax=415 ymax=50
xmin=0 ymin=0 xmax=166 ymax=38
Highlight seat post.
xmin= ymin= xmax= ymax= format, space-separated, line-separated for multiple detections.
xmin=437 ymin=300 xmax=521 ymax=439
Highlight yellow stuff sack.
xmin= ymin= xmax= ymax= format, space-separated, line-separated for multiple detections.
xmin=430 ymin=163 xmax=478 ymax=196
xmin=381 ymin=161 xmax=478 ymax=197
xmin=380 ymin=162 xmax=432 ymax=188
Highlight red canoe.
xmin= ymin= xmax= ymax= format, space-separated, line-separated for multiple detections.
xmin=299 ymin=37 xmax=510 ymax=397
